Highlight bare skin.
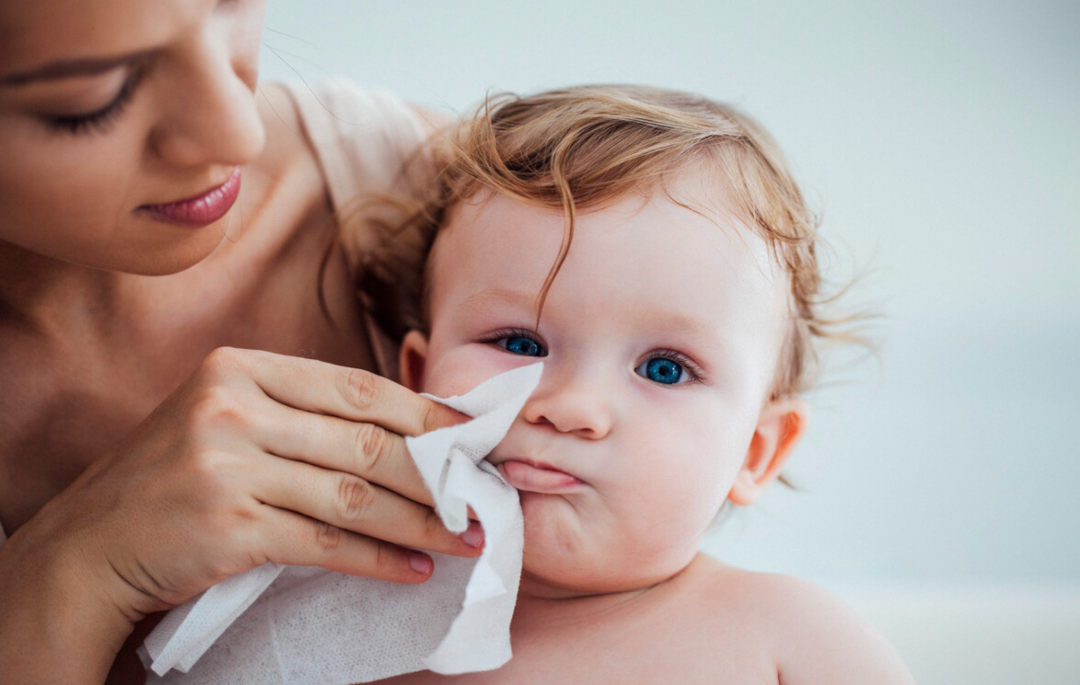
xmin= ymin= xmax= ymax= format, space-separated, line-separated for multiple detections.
xmin=376 ymin=187 xmax=916 ymax=684
xmin=376 ymin=555 xmax=915 ymax=685
xmin=0 ymin=1 xmax=477 ymax=682
xmin=0 ymin=86 xmax=371 ymax=537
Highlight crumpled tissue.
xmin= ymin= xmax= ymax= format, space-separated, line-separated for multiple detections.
xmin=140 ymin=363 xmax=542 ymax=684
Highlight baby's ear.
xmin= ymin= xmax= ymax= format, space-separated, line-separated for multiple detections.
xmin=399 ymin=330 xmax=430 ymax=393
xmin=728 ymin=397 xmax=809 ymax=507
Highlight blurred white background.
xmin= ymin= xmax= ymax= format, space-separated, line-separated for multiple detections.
xmin=259 ymin=1 xmax=1080 ymax=682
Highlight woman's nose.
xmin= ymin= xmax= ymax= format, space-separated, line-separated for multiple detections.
xmin=522 ymin=372 xmax=615 ymax=439
xmin=149 ymin=32 xmax=265 ymax=169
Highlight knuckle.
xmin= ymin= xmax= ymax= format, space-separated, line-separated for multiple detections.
xmin=188 ymin=387 xmax=251 ymax=435
xmin=175 ymin=459 xmax=238 ymax=530
xmin=340 ymin=368 xmax=378 ymax=412
xmin=186 ymin=447 xmax=223 ymax=478
xmin=422 ymin=508 xmax=445 ymax=542
xmin=374 ymin=540 xmax=397 ymax=574
xmin=201 ymin=346 xmax=245 ymax=378
xmin=315 ymin=521 xmax=343 ymax=552
xmin=214 ymin=510 xmax=252 ymax=552
xmin=186 ymin=449 xmax=233 ymax=489
xmin=353 ymin=423 xmax=390 ymax=474
xmin=337 ymin=475 xmax=375 ymax=524
xmin=227 ymin=497 xmax=261 ymax=526
xmin=419 ymin=400 xmax=442 ymax=435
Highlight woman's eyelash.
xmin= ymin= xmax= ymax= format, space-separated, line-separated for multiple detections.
xmin=46 ymin=66 xmax=145 ymax=135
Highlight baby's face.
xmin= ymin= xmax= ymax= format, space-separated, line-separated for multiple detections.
xmin=402 ymin=180 xmax=793 ymax=598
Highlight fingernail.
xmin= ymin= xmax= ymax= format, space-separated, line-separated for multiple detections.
xmin=409 ymin=551 xmax=433 ymax=575
xmin=462 ymin=521 xmax=485 ymax=549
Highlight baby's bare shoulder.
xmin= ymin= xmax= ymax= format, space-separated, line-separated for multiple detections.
xmin=686 ymin=558 xmax=915 ymax=685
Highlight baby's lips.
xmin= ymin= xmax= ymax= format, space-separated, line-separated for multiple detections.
xmin=497 ymin=459 xmax=585 ymax=493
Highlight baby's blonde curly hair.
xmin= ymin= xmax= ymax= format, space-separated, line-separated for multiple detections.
xmin=353 ymin=84 xmax=858 ymax=399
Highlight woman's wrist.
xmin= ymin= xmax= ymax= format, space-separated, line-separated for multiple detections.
xmin=0 ymin=514 xmax=137 ymax=683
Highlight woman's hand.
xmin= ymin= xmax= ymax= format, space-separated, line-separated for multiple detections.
xmin=89 ymin=346 xmax=477 ymax=610
xmin=0 ymin=347 xmax=476 ymax=681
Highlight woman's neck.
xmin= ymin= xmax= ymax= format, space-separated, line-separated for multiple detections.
xmin=0 ymin=239 xmax=132 ymax=339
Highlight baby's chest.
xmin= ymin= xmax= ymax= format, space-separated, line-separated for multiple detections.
xmin=374 ymin=617 xmax=779 ymax=685
xmin=525 ymin=624 xmax=779 ymax=685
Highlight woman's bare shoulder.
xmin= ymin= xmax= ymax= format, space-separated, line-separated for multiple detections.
xmin=687 ymin=557 xmax=916 ymax=685
xmin=250 ymin=83 xmax=322 ymax=187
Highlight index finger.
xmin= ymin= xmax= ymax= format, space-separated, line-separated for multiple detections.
xmin=218 ymin=348 xmax=467 ymax=436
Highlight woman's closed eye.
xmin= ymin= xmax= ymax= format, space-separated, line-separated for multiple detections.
xmin=43 ymin=65 xmax=146 ymax=135
xmin=486 ymin=329 xmax=547 ymax=357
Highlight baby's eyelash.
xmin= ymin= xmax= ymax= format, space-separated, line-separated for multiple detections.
xmin=646 ymin=349 xmax=707 ymax=384
xmin=479 ymin=327 xmax=533 ymax=340
xmin=46 ymin=66 xmax=145 ymax=136
xmin=479 ymin=327 xmax=545 ymax=346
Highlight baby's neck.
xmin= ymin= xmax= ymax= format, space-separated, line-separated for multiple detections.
xmin=510 ymin=562 xmax=692 ymax=636
xmin=482 ymin=554 xmax=720 ymax=684
xmin=509 ymin=589 xmax=650 ymax=654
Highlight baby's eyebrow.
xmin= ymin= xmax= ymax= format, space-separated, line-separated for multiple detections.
xmin=458 ymin=288 xmax=537 ymax=316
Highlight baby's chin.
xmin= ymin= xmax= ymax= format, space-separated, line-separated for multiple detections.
xmin=517 ymin=506 xmax=697 ymax=599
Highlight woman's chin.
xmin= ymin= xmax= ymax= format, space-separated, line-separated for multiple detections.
xmin=86 ymin=224 xmax=231 ymax=276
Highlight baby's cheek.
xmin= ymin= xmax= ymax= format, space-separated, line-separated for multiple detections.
xmin=586 ymin=483 xmax=699 ymax=582
xmin=628 ymin=444 xmax=731 ymax=541
xmin=422 ymin=345 xmax=503 ymax=397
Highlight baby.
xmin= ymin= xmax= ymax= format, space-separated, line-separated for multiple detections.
xmin=366 ymin=85 xmax=914 ymax=684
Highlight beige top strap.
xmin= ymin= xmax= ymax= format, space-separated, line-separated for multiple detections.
xmin=280 ymin=80 xmax=434 ymax=380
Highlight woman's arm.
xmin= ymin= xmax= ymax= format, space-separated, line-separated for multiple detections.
xmin=0 ymin=523 xmax=134 ymax=681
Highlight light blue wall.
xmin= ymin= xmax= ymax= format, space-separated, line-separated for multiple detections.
xmin=260 ymin=0 xmax=1080 ymax=585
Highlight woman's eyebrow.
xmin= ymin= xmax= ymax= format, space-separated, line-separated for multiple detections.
xmin=1 ymin=49 xmax=153 ymax=86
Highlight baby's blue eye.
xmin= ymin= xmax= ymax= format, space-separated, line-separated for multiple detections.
xmin=498 ymin=334 xmax=546 ymax=357
xmin=636 ymin=357 xmax=686 ymax=385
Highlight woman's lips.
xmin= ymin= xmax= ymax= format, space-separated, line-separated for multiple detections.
xmin=137 ymin=166 xmax=242 ymax=227
xmin=497 ymin=459 xmax=585 ymax=494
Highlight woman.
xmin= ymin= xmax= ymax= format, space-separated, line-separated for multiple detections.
xmin=0 ymin=0 xmax=480 ymax=681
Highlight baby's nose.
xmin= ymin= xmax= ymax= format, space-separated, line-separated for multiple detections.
xmin=522 ymin=374 xmax=614 ymax=439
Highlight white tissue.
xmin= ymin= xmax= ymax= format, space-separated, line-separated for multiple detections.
xmin=141 ymin=363 xmax=542 ymax=684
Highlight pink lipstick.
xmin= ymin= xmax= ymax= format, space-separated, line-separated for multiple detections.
xmin=137 ymin=167 xmax=241 ymax=227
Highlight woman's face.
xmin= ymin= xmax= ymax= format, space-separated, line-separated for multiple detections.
xmin=0 ymin=0 xmax=267 ymax=275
